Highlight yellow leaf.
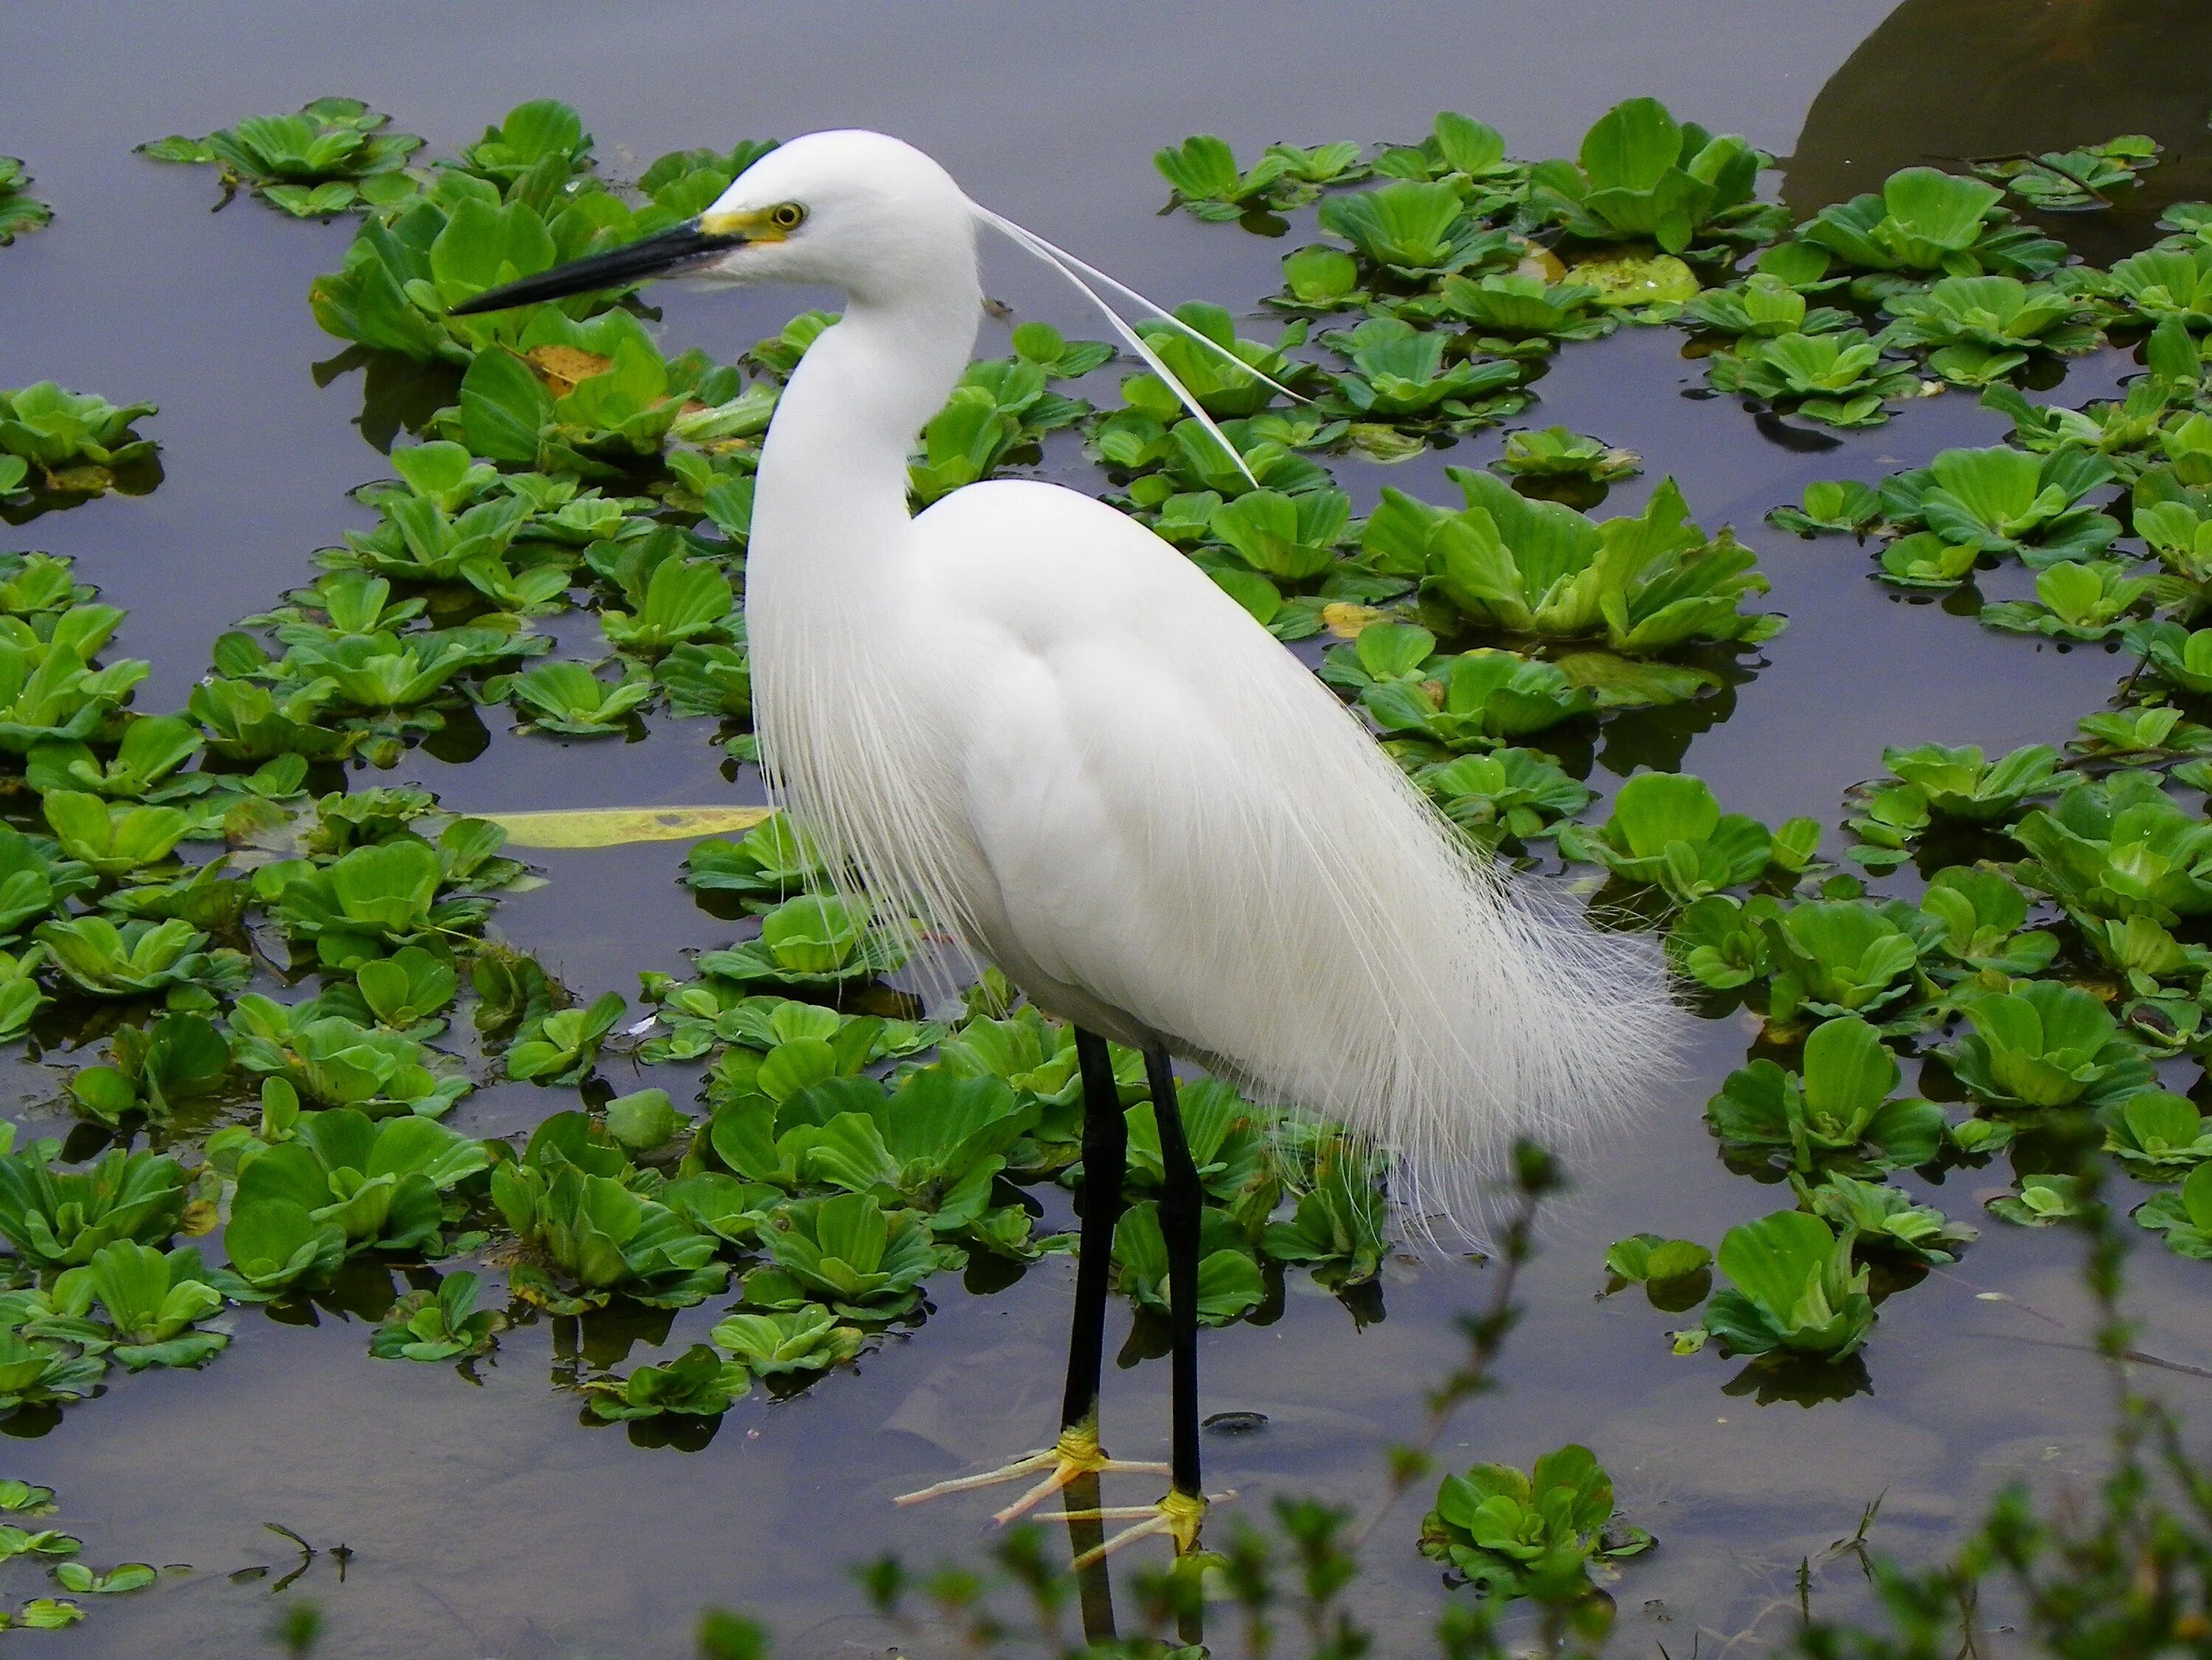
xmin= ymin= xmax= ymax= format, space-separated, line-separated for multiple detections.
xmin=525 ymin=344 xmax=613 ymax=397
xmin=1321 ymin=601 xmax=1390 ymax=640
xmin=473 ymin=805 xmax=776 ymax=850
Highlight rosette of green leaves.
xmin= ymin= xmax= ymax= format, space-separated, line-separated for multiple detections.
xmin=233 ymin=1107 xmax=489 ymax=1259
xmin=0 ymin=1319 xmax=103 ymax=1413
xmin=710 ymin=1305 xmax=865 ymax=1381
xmin=1800 ymin=167 xmax=2063 ymax=285
xmin=2136 ymin=1164 xmax=2212 ymax=1258
xmin=1154 ymin=134 xmax=1366 ymax=220
xmin=598 ymin=560 xmax=735 ymax=660
xmin=490 ymin=660 xmax=653 ymax=736
xmin=744 ymin=1193 xmax=945 ymax=1322
xmin=2126 ymin=619 xmax=2212 ymax=694
xmin=1602 ymin=1234 xmax=1711 ymax=1309
xmin=139 ymin=98 xmax=422 ymax=216
xmin=790 ymin=1070 xmax=1040 ymax=1236
xmin=2011 ymin=773 xmax=2212 ymax=925
xmin=490 ymin=1112 xmax=726 ymax=1311
xmin=1876 ymin=444 xmax=2119 ymax=568
xmin=1884 ymin=742 xmax=2066 ymax=824
xmin=504 ymin=991 xmax=626 ymax=1085
xmin=682 ymin=816 xmax=821 ymax=910
xmin=1427 ymin=274 xmax=1615 ymax=355
xmin=1916 ymin=868 xmax=2059 ymax=983
xmin=40 ymin=792 xmax=188 ymax=884
xmin=1521 ymin=97 xmax=1780 ymax=256
xmin=1767 ymin=481 xmax=1884 ymax=540
xmin=1360 ymin=647 xmax=1596 ymax=750
xmin=1683 ymin=273 xmax=1851 ymax=339
xmin=1261 ymin=1140 xmax=1388 ymax=1288
xmin=655 ymin=640 xmax=751 ymax=720
xmin=1315 ymin=317 xmax=1522 ymax=428
xmin=0 ymin=1140 xmax=187 ymax=1270
xmin=309 ymin=170 xmax=642 ymax=363
xmin=1798 ymin=1172 xmax=1975 ymax=1266
xmin=1113 ymin=1201 xmax=1264 ymax=1326
xmin=228 ymin=994 xmax=468 ymax=1117
xmin=1707 ymin=1016 xmax=1944 ymax=1174
xmin=1706 ymin=329 xmax=1921 ymax=428
xmin=1369 ymin=472 xmax=1779 ymax=653
xmin=2102 ymin=1092 xmax=2212 ymax=1176
xmin=0 ymin=385 xmax=158 ymax=494
xmin=583 ymin=1344 xmax=750 ymax=1421
xmin=1414 ymin=749 xmax=1590 ymax=848
xmin=188 ymin=679 xmax=348 ymax=761
xmin=0 ymin=827 xmax=92 ymax=941
xmin=1492 ymin=428 xmax=1639 ymax=484
xmin=2104 ymin=241 xmax=2212 ymax=332
xmin=50 ymin=1242 xmax=226 ymax=1370
xmin=1318 ymin=180 xmax=1513 ymax=281
xmin=0 ymin=157 xmax=51 ymax=245
xmin=67 ymin=1013 xmax=229 ymax=1126
xmin=700 ymin=893 xmax=905 ymax=988
xmin=1558 ymin=773 xmax=1814 ymax=906
xmin=1418 ymin=1443 xmax=1651 ymax=1601
xmin=1759 ymin=898 xmax=1936 ymax=1028
xmin=369 ymin=1270 xmax=501 ymax=1362
xmin=1879 ymin=276 xmax=2101 ymax=386
xmin=29 ymin=714 xmax=205 ymax=806
xmin=0 ymin=624 xmax=148 ymax=755
xmin=1988 ymin=1172 xmax=2092 ymax=1228
xmin=1121 ymin=305 xmax=1305 ymax=423
xmin=1980 ymin=559 xmax=2150 ymax=641
xmin=1975 ymin=136 xmax=2158 ymax=212
xmin=1700 ymin=1210 xmax=1874 ymax=1360
xmin=1941 ymin=980 xmax=2153 ymax=1111
xmin=34 ymin=916 xmax=248 ymax=999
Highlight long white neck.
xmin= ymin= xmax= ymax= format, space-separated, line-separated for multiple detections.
xmin=746 ymin=245 xmax=981 ymax=612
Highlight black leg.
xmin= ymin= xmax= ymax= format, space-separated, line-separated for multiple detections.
xmin=1060 ymin=1028 xmax=1127 ymax=1436
xmin=1144 ymin=1044 xmax=1203 ymax=1500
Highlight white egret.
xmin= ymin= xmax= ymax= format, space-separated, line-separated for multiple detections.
xmin=456 ymin=130 xmax=1677 ymax=1562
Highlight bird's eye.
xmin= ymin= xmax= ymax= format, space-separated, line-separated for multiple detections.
xmin=769 ymin=202 xmax=806 ymax=231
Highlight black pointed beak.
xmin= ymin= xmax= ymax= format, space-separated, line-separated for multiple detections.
xmin=448 ymin=219 xmax=751 ymax=316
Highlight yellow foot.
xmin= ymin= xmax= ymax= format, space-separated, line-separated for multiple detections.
xmin=894 ymin=1425 xmax=1173 ymax=1526
xmin=1044 ymin=1488 xmax=1233 ymax=1568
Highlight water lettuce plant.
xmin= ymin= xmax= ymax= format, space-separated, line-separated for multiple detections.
xmin=583 ymin=1344 xmax=750 ymax=1421
xmin=1705 ymin=1016 xmax=1944 ymax=1174
xmin=0 ymin=1143 xmax=188 ymax=1270
xmin=35 ymin=916 xmax=248 ymax=999
xmin=1366 ymin=471 xmax=1778 ymax=652
xmin=1877 ymin=444 xmax=2119 ymax=568
xmin=1800 ymin=167 xmax=2063 ymax=284
xmin=1113 ymin=1201 xmax=1264 ymax=1326
xmin=745 ymin=1193 xmax=945 ymax=1322
xmin=369 ymin=1270 xmax=502 ymax=1361
xmin=0 ymin=158 xmax=51 ymax=245
xmin=1413 ymin=750 xmax=1590 ymax=848
xmin=1417 ymin=1443 xmax=1652 ymax=1601
xmin=1318 ymin=180 xmax=1510 ymax=279
xmin=1988 ymin=1172 xmax=2093 ymax=1228
xmin=1759 ymin=898 xmax=1933 ymax=1028
xmin=1358 ymin=647 xmax=1596 ymax=748
xmin=1878 ymin=276 xmax=2101 ymax=386
xmin=491 ymin=660 xmax=653 ymax=735
xmin=139 ymin=98 xmax=422 ymax=216
xmin=1153 ymin=135 xmax=1365 ymax=221
xmin=2104 ymin=242 xmax=2212 ymax=332
xmin=699 ymin=894 xmax=904 ymax=987
xmin=1943 ymin=980 xmax=2154 ymax=1110
xmin=709 ymin=1305 xmax=865 ymax=1380
xmin=1975 ymin=135 xmax=2158 ymax=212
xmin=1705 ymin=329 xmax=1921 ymax=428
xmin=1521 ymin=97 xmax=1780 ymax=256
xmin=50 ymin=1242 xmax=227 ymax=1370
xmin=2136 ymin=1164 xmax=2212 ymax=1258
xmin=1979 ymin=560 xmax=2152 ymax=641
xmin=0 ymin=385 xmax=158 ymax=493
xmin=1316 ymin=317 xmax=1523 ymax=428
xmin=2011 ymin=773 xmax=2212 ymax=925
xmin=1798 ymin=1172 xmax=1975 ymax=1265
xmin=1558 ymin=772 xmax=1815 ymax=905
xmin=492 ymin=1117 xmax=727 ymax=1311
xmin=2101 ymin=1091 xmax=2212 ymax=1176
xmin=232 ymin=1107 xmax=489 ymax=1258
xmin=1700 ymin=1209 xmax=1875 ymax=1360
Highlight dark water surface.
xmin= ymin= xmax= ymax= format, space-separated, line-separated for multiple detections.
xmin=3 ymin=4 xmax=2209 ymax=1656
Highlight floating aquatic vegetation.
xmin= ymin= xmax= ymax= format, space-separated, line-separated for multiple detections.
xmin=1696 ymin=1209 xmax=1875 ymax=1361
xmin=1558 ymin=772 xmax=1817 ymax=907
xmin=582 ymin=1344 xmax=748 ymax=1421
xmin=744 ymin=1192 xmax=946 ymax=1322
xmin=1520 ymin=97 xmax=1782 ymax=258
xmin=0 ymin=386 xmax=158 ymax=499
xmin=1416 ymin=1443 xmax=1652 ymax=1602
xmin=1153 ymin=135 xmax=1367 ymax=222
xmin=1683 ymin=273 xmax=1852 ymax=340
xmin=1797 ymin=1171 xmax=1975 ymax=1266
xmin=369 ymin=1269 xmax=503 ymax=1362
xmin=138 ymin=97 xmax=422 ymax=216
xmin=1601 ymin=1234 xmax=1711 ymax=1308
xmin=1942 ymin=980 xmax=2154 ymax=1111
xmin=1877 ymin=444 xmax=2120 ymax=568
xmin=1705 ymin=1015 xmax=1944 ymax=1176
xmin=2135 ymin=1162 xmax=2212 ymax=1258
xmin=1973 ymin=135 xmax=2159 ymax=213
xmin=1113 ymin=1201 xmax=1263 ymax=1326
xmin=1705 ymin=329 xmax=1922 ymax=428
xmin=1980 ymin=559 xmax=2152 ymax=640
xmin=0 ymin=158 xmax=51 ymax=245
xmin=1878 ymin=275 xmax=2103 ymax=386
xmin=1798 ymin=167 xmax=2065 ymax=290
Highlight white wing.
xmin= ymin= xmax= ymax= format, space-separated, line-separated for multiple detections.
xmin=894 ymin=480 xmax=1677 ymax=1223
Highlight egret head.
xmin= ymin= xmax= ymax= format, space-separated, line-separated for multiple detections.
xmin=451 ymin=130 xmax=974 ymax=317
